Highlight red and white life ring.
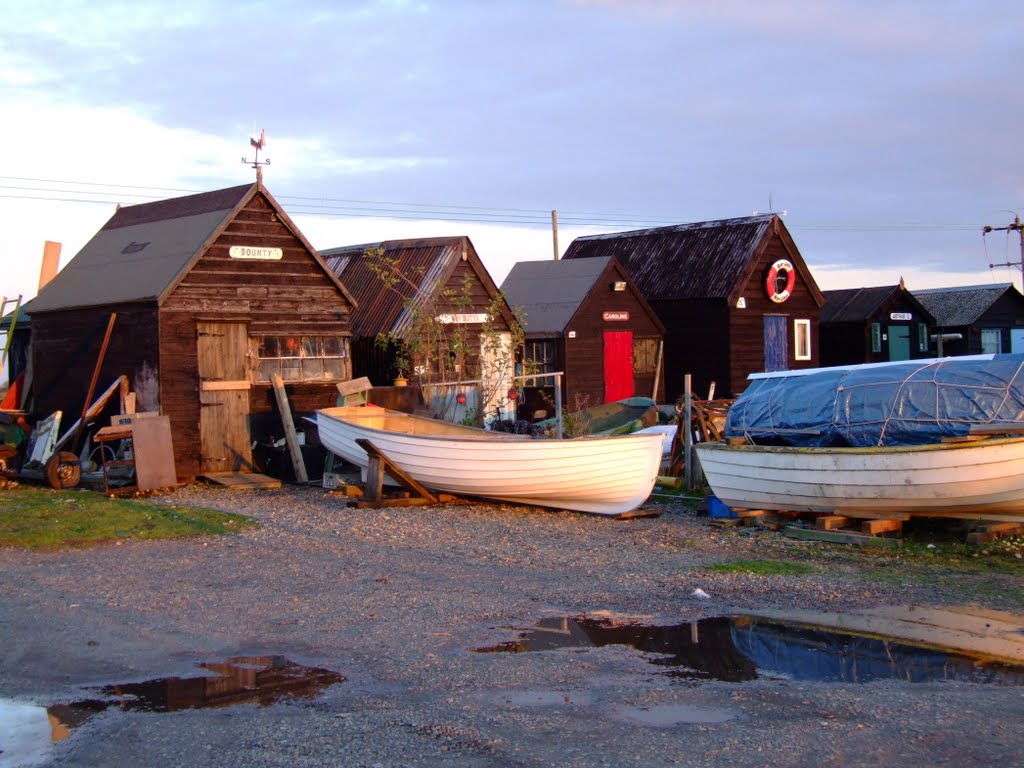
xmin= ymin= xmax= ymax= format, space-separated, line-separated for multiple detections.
xmin=765 ymin=259 xmax=796 ymax=303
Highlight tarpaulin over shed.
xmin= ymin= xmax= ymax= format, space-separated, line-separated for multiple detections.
xmin=725 ymin=354 xmax=1024 ymax=447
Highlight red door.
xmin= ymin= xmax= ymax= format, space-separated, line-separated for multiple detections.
xmin=603 ymin=331 xmax=634 ymax=402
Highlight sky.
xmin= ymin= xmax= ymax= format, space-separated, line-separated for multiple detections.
xmin=3 ymin=0 xmax=1024 ymax=308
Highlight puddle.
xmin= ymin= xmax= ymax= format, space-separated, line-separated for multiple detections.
xmin=473 ymin=614 xmax=1024 ymax=685
xmin=1 ymin=656 xmax=344 ymax=767
xmin=612 ymin=702 xmax=736 ymax=727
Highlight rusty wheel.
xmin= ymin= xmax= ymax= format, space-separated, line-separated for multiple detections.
xmin=45 ymin=451 xmax=81 ymax=489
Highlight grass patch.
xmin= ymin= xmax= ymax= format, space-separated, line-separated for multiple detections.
xmin=0 ymin=486 xmax=257 ymax=550
xmin=704 ymin=558 xmax=817 ymax=576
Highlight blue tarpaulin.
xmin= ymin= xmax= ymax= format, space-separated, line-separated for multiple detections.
xmin=725 ymin=354 xmax=1024 ymax=447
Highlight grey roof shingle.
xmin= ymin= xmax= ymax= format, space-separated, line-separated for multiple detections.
xmin=913 ymin=284 xmax=1012 ymax=326
xmin=561 ymin=215 xmax=778 ymax=301
xmin=499 ymin=257 xmax=613 ymax=334
xmin=27 ymin=185 xmax=253 ymax=314
xmin=820 ymin=285 xmax=900 ymax=323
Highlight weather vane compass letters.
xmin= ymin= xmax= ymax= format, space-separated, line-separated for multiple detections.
xmin=242 ymin=128 xmax=270 ymax=181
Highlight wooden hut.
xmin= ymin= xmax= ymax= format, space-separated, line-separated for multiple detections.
xmin=819 ymin=281 xmax=936 ymax=366
xmin=500 ymin=255 xmax=665 ymax=417
xmin=26 ymin=182 xmax=356 ymax=480
xmin=321 ymin=236 xmax=519 ymax=423
xmin=913 ymin=283 xmax=1024 ymax=356
xmin=562 ymin=215 xmax=824 ymax=400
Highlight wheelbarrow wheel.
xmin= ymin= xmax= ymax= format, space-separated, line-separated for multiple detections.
xmin=46 ymin=452 xmax=81 ymax=490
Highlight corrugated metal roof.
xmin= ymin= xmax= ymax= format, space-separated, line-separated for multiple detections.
xmin=28 ymin=185 xmax=253 ymax=314
xmin=499 ymin=256 xmax=612 ymax=334
xmin=913 ymin=284 xmax=1012 ymax=326
xmin=321 ymin=237 xmax=465 ymax=338
xmin=820 ymin=285 xmax=899 ymax=323
xmin=561 ymin=215 xmax=776 ymax=300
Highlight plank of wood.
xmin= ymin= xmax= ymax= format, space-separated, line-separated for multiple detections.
xmin=783 ymin=525 xmax=901 ymax=549
xmin=354 ymin=497 xmax=439 ymax=509
xmin=862 ymin=519 xmax=903 ymax=536
xmin=816 ymin=515 xmax=852 ymax=531
xmin=201 ymin=472 xmax=282 ymax=489
xmin=271 ymin=373 xmax=308 ymax=483
xmin=336 ymin=377 xmax=373 ymax=397
xmin=200 ymin=380 xmax=252 ymax=391
xmin=54 ymin=376 xmax=129 ymax=452
xmin=612 ymin=508 xmax=661 ymax=520
xmin=744 ymin=604 xmax=1024 ymax=664
xmin=966 ymin=522 xmax=1023 ymax=545
xmin=355 ymin=438 xmax=438 ymax=504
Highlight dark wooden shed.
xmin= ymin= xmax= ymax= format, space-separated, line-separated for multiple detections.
xmin=500 ymin=255 xmax=665 ymax=416
xmin=26 ymin=182 xmax=356 ymax=480
xmin=913 ymin=283 xmax=1024 ymax=356
xmin=562 ymin=214 xmax=824 ymax=400
xmin=321 ymin=236 xmax=519 ymax=422
xmin=819 ymin=281 xmax=936 ymax=366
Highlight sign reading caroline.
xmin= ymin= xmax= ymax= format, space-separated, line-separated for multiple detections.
xmin=229 ymin=245 xmax=283 ymax=261
xmin=765 ymin=259 xmax=796 ymax=303
xmin=602 ymin=311 xmax=630 ymax=322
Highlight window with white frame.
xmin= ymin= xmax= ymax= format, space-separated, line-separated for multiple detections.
xmin=794 ymin=319 xmax=812 ymax=361
xmin=255 ymin=335 xmax=348 ymax=382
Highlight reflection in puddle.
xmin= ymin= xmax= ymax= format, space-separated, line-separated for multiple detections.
xmin=474 ymin=615 xmax=1024 ymax=685
xmin=1 ymin=656 xmax=344 ymax=767
xmin=79 ymin=655 xmax=345 ymax=713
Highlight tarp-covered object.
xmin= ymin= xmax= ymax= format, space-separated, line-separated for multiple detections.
xmin=725 ymin=354 xmax=1024 ymax=447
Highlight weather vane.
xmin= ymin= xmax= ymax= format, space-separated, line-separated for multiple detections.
xmin=242 ymin=128 xmax=270 ymax=181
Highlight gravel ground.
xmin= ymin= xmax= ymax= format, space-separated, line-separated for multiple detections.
xmin=1 ymin=484 xmax=1023 ymax=767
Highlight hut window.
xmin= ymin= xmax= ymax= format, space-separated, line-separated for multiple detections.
xmin=917 ymin=323 xmax=929 ymax=353
xmin=633 ymin=338 xmax=659 ymax=374
xmin=523 ymin=340 xmax=556 ymax=385
xmin=981 ymin=328 xmax=1002 ymax=354
xmin=870 ymin=323 xmax=882 ymax=353
xmin=255 ymin=335 xmax=348 ymax=382
xmin=794 ymin=319 xmax=811 ymax=361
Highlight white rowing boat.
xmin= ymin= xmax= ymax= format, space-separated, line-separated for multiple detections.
xmin=315 ymin=406 xmax=664 ymax=516
xmin=695 ymin=435 xmax=1024 ymax=520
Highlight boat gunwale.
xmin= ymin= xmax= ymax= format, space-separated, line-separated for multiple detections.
xmin=697 ymin=435 xmax=1024 ymax=455
xmin=318 ymin=407 xmax=666 ymax=446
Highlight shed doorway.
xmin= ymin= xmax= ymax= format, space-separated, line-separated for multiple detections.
xmin=197 ymin=321 xmax=254 ymax=473
xmin=603 ymin=331 xmax=635 ymax=402
xmin=763 ymin=316 xmax=788 ymax=372
xmin=887 ymin=325 xmax=911 ymax=361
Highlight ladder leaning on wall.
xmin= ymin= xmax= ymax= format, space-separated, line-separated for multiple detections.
xmin=1 ymin=295 xmax=23 ymax=374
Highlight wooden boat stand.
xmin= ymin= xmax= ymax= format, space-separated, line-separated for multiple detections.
xmin=353 ymin=438 xmax=455 ymax=509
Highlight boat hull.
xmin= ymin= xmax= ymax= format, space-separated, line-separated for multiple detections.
xmin=695 ymin=437 xmax=1024 ymax=518
xmin=316 ymin=406 xmax=664 ymax=516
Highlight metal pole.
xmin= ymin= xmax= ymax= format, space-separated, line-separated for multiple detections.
xmin=683 ymin=374 xmax=693 ymax=487
xmin=554 ymin=372 xmax=563 ymax=438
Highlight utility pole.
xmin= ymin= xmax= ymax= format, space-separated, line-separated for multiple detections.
xmin=983 ymin=215 xmax=1024 ymax=289
xmin=551 ymin=210 xmax=559 ymax=260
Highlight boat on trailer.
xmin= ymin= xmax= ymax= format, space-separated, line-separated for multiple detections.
xmin=315 ymin=405 xmax=664 ymax=516
xmin=695 ymin=354 xmax=1024 ymax=521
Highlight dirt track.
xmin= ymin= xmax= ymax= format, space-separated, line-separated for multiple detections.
xmin=1 ymin=484 xmax=1023 ymax=767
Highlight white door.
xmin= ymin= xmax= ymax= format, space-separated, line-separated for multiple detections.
xmin=481 ymin=332 xmax=514 ymax=423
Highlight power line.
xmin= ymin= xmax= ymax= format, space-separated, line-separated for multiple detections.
xmin=0 ymin=176 xmax=991 ymax=234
